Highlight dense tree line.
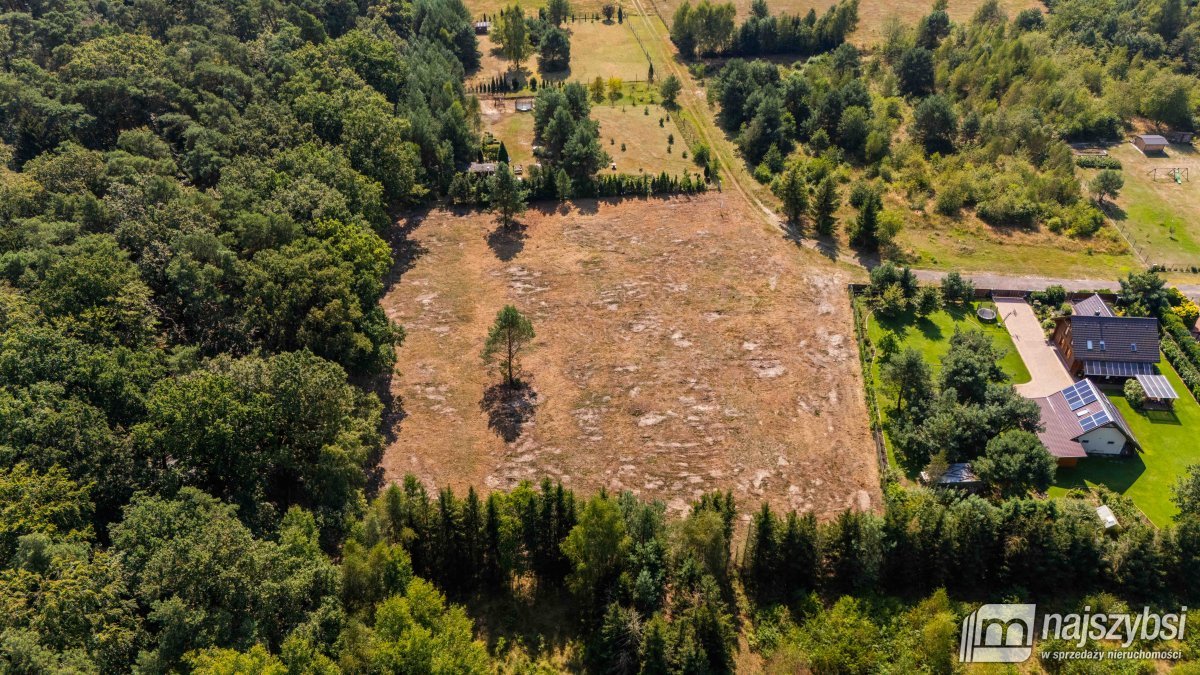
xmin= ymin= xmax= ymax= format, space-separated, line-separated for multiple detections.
xmin=8 ymin=463 xmax=1193 ymax=671
xmin=671 ymin=0 xmax=857 ymax=58
xmin=0 ymin=0 xmax=487 ymax=667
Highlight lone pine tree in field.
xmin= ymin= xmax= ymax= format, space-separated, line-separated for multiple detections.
xmin=488 ymin=162 xmax=527 ymax=227
xmin=483 ymin=305 xmax=535 ymax=387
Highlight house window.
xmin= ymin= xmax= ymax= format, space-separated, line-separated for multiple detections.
xmin=1099 ymin=340 xmax=1106 ymax=351
xmin=1087 ymin=340 xmax=1094 ymax=350
xmin=1131 ymin=343 xmax=1138 ymax=352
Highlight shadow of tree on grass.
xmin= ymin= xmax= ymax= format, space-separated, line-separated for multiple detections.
xmin=486 ymin=220 xmax=527 ymax=262
xmin=480 ymin=382 xmax=538 ymax=442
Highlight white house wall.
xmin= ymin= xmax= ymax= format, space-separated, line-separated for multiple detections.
xmin=1078 ymin=426 xmax=1128 ymax=455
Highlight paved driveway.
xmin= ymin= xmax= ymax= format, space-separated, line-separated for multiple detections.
xmin=993 ymin=298 xmax=1075 ymax=398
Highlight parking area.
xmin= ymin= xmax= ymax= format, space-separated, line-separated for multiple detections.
xmin=993 ymin=297 xmax=1075 ymax=397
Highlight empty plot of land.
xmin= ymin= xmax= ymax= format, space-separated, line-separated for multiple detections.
xmin=470 ymin=20 xmax=650 ymax=90
xmin=382 ymin=194 xmax=879 ymax=517
xmin=479 ymin=99 xmax=698 ymax=176
xmin=465 ymin=0 xmax=610 ymax=19
xmin=1098 ymin=142 xmax=1200 ymax=269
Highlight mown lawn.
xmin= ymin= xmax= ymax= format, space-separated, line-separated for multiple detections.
xmin=863 ymin=300 xmax=1031 ymax=473
xmin=1095 ymin=143 xmax=1200 ymax=269
xmin=1049 ymin=357 xmax=1200 ymax=527
xmin=865 ymin=300 xmax=1031 ymax=393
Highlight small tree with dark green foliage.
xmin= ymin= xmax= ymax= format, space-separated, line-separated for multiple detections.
xmin=773 ymin=165 xmax=807 ymax=224
xmin=1117 ymin=270 xmax=1169 ymax=317
xmin=1089 ymin=169 xmax=1124 ymax=204
xmin=1173 ymin=465 xmax=1200 ymax=518
xmin=849 ymin=190 xmax=883 ymax=250
xmin=812 ymin=176 xmax=840 ymax=236
xmin=488 ymin=162 xmax=528 ymax=227
xmin=973 ymin=430 xmax=1056 ymax=498
xmin=880 ymin=348 xmax=934 ymax=414
xmin=913 ymin=286 xmax=942 ymax=317
xmin=940 ymin=271 xmax=974 ymax=304
xmin=482 ymin=305 xmax=535 ymax=387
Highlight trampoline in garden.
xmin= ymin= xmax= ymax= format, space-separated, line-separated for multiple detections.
xmin=977 ymin=307 xmax=997 ymax=322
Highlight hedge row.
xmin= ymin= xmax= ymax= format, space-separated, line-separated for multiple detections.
xmin=1160 ymin=333 xmax=1200 ymax=399
xmin=1074 ymin=155 xmax=1122 ymax=170
xmin=1162 ymin=311 xmax=1200 ymax=366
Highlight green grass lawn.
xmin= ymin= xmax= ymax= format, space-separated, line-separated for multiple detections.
xmin=1095 ymin=143 xmax=1200 ymax=269
xmin=1048 ymin=358 xmax=1200 ymax=527
xmin=866 ymin=300 xmax=1031 ymax=391
xmin=863 ymin=300 xmax=1031 ymax=473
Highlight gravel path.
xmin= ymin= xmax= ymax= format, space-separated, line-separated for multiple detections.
xmin=993 ymin=298 xmax=1075 ymax=398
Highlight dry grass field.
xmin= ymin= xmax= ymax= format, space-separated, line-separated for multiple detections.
xmin=479 ymin=99 xmax=698 ymax=176
xmin=466 ymin=0 xmax=611 ymax=19
xmin=381 ymin=193 xmax=880 ymax=518
xmin=470 ymin=20 xmax=651 ymax=90
xmin=643 ymin=0 xmax=1039 ymax=44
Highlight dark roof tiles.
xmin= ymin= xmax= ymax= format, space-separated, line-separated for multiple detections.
xmin=1068 ymin=315 xmax=1160 ymax=363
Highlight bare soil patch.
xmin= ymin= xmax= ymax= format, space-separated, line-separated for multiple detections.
xmin=381 ymin=193 xmax=879 ymax=518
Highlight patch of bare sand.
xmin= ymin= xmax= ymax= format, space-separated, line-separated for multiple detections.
xmin=381 ymin=193 xmax=879 ymax=519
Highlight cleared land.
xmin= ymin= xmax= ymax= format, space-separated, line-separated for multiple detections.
xmin=1049 ymin=360 xmax=1200 ymax=527
xmin=382 ymin=193 xmax=880 ymax=517
xmin=465 ymin=0 xmax=610 ymax=20
xmin=470 ymin=20 xmax=650 ymax=90
xmin=479 ymin=99 xmax=698 ymax=176
xmin=643 ymin=0 xmax=1040 ymax=44
xmin=1093 ymin=142 xmax=1200 ymax=270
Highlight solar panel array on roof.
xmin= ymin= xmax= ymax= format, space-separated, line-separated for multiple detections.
xmin=1084 ymin=360 xmax=1156 ymax=377
xmin=1135 ymin=373 xmax=1179 ymax=400
xmin=1080 ymin=409 xmax=1111 ymax=432
xmin=1063 ymin=380 xmax=1098 ymax=411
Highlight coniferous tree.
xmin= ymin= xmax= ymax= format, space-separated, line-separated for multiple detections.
xmin=812 ymin=175 xmax=840 ymax=236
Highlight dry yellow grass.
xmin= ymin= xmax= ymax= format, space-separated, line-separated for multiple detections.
xmin=478 ymin=98 xmax=698 ymax=176
xmin=593 ymin=105 xmax=698 ymax=175
xmin=469 ymin=20 xmax=650 ymax=89
xmin=381 ymin=193 xmax=880 ymax=517
xmin=466 ymin=0 xmax=612 ymax=19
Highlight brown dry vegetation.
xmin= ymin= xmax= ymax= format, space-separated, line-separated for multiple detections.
xmin=381 ymin=193 xmax=880 ymax=519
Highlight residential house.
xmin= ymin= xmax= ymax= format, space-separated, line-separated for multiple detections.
xmin=1052 ymin=294 xmax=1161 ymax=379
xmin=1033 ymin=379 xmax=1140 ymax=467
